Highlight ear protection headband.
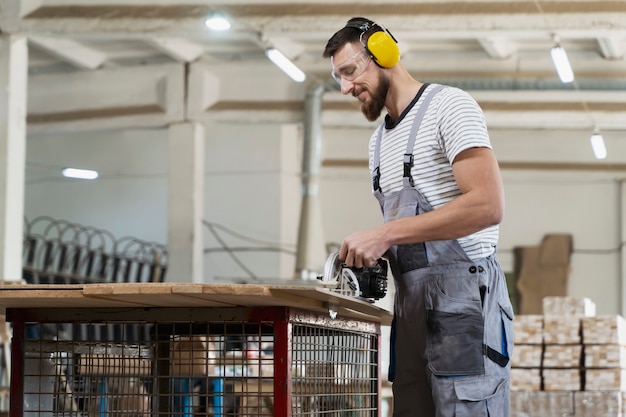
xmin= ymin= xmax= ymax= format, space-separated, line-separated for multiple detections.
xmin=345 ymin=20 xmax=400 ymax=68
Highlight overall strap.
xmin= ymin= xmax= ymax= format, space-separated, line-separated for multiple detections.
xmin=372 ymin=84 xmax=446 ymax=192
xmin=403 ymin=84 xmax=445 ymax=186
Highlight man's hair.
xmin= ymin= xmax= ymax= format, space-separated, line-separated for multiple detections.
xmin=322 ymin=17 xmax=380 ymax=58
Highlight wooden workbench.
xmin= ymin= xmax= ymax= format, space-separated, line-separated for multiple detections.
xmin=2 ymin=282 xmax=393 ymax=417
xmin=0 ymin=282 xmax=393 ymax=325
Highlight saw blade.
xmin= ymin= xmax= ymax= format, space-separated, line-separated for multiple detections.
xmin=320 ymin=251 xmax=342 ymax=284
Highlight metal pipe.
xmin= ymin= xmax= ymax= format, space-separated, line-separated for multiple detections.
xmin=295 ymin=83 xmax=327 ymax=279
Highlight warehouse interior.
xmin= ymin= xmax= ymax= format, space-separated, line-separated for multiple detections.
xmin=1 ymin=0 xmax=626 ymax=415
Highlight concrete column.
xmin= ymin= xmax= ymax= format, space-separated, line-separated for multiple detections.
xmin=0 ymin=35 xmax=27 ymax=281
xmin=167 ymin=122 xmax=205 ymax=283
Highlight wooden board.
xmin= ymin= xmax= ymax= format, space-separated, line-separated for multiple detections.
xmin=83 ymin=283 xmax=233 ymax=308
xmin=511 ymin=344 xmax=542 ymax=368
xmin=542 ymin=368 xmax=581 ymax=391
xmin=585 ymin=368 xmax=626 ymax=391
xmin=574 ymin=391 xmax=623 ymax=416
xmin=0 ymin=283 xmax=392 ymax=324
xmin=268 ymin=286 xmax=393 ymax=325
xmin=582 ymin=315 xmax=626 ymax=345
xmin=510 ymin=368 xmax=541 ymax=391
xmin=513 ymin=314 xmax=543 ymax=345
xmin=585 ymin=344 xmax=626 ymax=368
xmin=543 ymin=315 xmax=581 ymax=344
xmin=526 ymin=392 xmax=574 ymax=417
xmin=543 ymin=344 xmax=582 ymax=368
xmin=0 ymin=284 xmax=140 ymax=308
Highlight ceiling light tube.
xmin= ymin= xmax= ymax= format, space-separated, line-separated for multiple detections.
xmin=205 ymin=11 xmax=231 ymax=31
xmin=265 ymin=48 xmax=306 ymax=83
xmin=551 ymin=44 xmax=574 ymax=83
xmin=590 ymin=132 xmax=607 ymax=160
xmin=62 ymin=168 xmax=99 ymax=180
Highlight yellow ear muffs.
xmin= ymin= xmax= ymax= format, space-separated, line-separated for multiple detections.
xmin=367 ymin=30 xmax=400 ymax=68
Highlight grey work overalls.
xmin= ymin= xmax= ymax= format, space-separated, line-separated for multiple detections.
xmin=373 ymin=85 xmax=514 ymax=417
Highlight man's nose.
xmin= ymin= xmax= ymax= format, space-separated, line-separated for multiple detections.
xmin=340 ymin=78 xmax=354 ymax=95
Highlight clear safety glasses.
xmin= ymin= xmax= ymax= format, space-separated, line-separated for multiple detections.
xmin=331 ymin=50 xmax=372 ymax=84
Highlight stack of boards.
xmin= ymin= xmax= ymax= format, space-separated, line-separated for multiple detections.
xmin=511 ymin=296 xmax=626 ymax=417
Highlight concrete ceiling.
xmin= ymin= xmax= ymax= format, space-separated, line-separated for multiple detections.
xmin=1 ymin=0 xmax=625 ymax=133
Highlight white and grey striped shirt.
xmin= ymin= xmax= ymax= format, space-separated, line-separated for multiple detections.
xmin=368 ymin=83 xmax=498 ymax=260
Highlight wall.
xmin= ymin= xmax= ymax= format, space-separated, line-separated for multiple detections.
xmin=25 ymin=128 xmax=169 ymax=243
xmin=493 ymin=129 xmax=626 ymax=314
xmin=25 ymin=122 xmax=303 ymax=282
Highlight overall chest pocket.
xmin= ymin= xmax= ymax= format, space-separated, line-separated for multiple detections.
xmin=425 ymin=274 xmax=485 ymax=376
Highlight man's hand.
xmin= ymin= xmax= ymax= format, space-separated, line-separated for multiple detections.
xmin=339 ymin=226 xmax=389 ymax=268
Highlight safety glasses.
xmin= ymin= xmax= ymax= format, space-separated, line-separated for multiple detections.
xmin=331 ymin=50 xmax=372 ymax=84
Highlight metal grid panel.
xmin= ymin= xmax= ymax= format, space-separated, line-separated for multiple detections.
xmin=292 ymin=324 xmax=379 ymax=417
xmin=12 ymin=307 xmax=380 ymax=417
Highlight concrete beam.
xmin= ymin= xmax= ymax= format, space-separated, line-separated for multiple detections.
xmin=27 ymin=63 xmax=185 ymax=133
xmin=29 ymin=35 xmax=107 ymax=70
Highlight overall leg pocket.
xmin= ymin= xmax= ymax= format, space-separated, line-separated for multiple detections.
xmin=453 ymin=376 xmax=509 ymax=417
xmin=426 ymin=275 xmax=485 ymax=376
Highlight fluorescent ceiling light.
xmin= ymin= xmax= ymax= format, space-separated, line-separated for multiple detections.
xmin=590 ymin=132 xmax=607 ymax=160
xmin=551 ymin=45 xmax=574 ymax=83
xmin=205 ymin=12 xmax=231 ymax=31
xmin=62 ymin=168 xmax=99 ymax=180
xmin=265 ymin=48 xmax=306 ymax=83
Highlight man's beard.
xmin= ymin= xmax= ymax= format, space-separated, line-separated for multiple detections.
xmin=361 ymin=71 xmax=389 ymax=122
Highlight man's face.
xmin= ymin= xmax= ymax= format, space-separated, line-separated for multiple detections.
xmin=331 ymin=42 xmax=389 ymax=122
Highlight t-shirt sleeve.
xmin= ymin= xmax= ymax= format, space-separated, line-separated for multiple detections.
xmin=436 ymin=87 xmax=492 ymax=163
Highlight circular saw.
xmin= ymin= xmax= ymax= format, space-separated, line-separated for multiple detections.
xmin=317 ymin=251 xmax=388 ymax=301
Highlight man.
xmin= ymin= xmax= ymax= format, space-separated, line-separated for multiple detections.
xmin=323 ymin=17 xmax=514 ymax=417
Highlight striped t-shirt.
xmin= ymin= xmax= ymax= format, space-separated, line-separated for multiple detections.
xmin=368 ymin=83 xmax=498 ymax=260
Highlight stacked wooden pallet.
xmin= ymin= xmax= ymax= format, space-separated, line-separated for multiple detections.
xmin=511 ymin=296 xmax=626 ymax=417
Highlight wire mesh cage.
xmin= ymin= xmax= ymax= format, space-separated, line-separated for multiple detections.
xmin=10 ymin=306 xmax=381 ymax=417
